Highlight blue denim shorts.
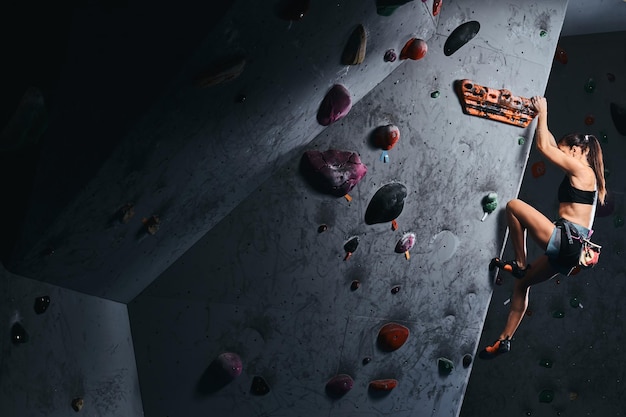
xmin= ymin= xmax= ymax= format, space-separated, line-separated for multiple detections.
xmin=545 ymin=218 xmax=590 ymax=275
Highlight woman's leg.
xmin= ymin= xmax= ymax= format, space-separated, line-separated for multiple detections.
xmin=497 ymin=256 xmax=557 ymax=340
xmin=506 ymin=199 xmax=555 ymax=268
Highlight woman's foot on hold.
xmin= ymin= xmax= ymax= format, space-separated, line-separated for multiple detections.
xmin=478 ymin=338 xmax=511 ymax=360
xmin=489 ymin=258 xmax=529 ymax=279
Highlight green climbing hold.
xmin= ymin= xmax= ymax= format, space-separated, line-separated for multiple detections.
xmin=438 ymin=357 xmax=454 ymax=375
xmin=430 ymin=90 xmax=440 ymax=98
xmin=518 ymin=137 xmax=525 ymax=145
xmin=614 ymin=215 xmax=624 ymax=228
xmin=569 ymin=297 xmax=581 ymax=308
xmin=482 ymin=193 xmax=498 ymax=213
xmin=539 ymin=389 xmax=554 ymax=403
xmin=539 ymin=30 xmax=548 ymax=37
xmin=539 ymin=359 xmax=553 ymax=368
xmin=600 ymin=131 xmax=608 ymax=143
xmin=584 ymin=78 xmax=596 ymax=93
xmin=552 ymin=310 xmax=565 ymax=319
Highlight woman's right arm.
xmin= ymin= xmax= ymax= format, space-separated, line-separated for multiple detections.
xmin=531 ymin=96 xmax=582 ymax=175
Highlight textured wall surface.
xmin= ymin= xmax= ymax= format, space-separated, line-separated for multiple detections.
xmin=5 ymin=0 xmax=439 ymax=303
xmin=128 ymin=1 xmax=567 ymax=416
xmin=0 ymin=266 xmax=143 ymax=416
xmin=462 ymin=31 xmax=626 ymax=417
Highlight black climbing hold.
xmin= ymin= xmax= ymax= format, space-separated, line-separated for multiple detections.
xmin=362 ymin=356 xmax=372 ymax=365
xmin=34 ymin=295 xmax=51 ymax=314
xmin=444 ymin=21 xmax=480 ymax=56
xmin=350 ymin=280 xmax=361 ymax=291
xmin=250 ymin=376 xmax=270 ymax=395
xmin=344 ymin=237 xmax=359 ymax=254
xmin=610 ymin=102 xmax=626 ymax=136
xmin=365 ymin=183 xmax=407 ymax=225
xmin=391 ymin=285 xmax=401 ymax=294
xmin=11 ymin=322 xmax=28 ymax=344
xmin=462 ymin=354 xmax=473 ymax=368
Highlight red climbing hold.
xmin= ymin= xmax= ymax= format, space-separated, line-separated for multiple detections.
xmin=531 ymin=161 xmax=546 ymax=178
xmin=400 ymin=38 xmax=428 ymax=60
xmin=377 ymin=322 xmax=409 ymax=352
xmin=369 ymin=379 xmax=398 ymax=391
xmin=374 ymin=124 xmax=400 ymax=150
xmin=432 ymin=0 xmax=442 ymax=16
xmin=554 ymin=45 xmax=568 ymax=64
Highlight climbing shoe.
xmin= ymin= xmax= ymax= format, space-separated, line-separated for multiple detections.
xmin=489 ymin=257 xmax=529 ymax=279
xmin=478 ymin=338 xmax=511 ymax=360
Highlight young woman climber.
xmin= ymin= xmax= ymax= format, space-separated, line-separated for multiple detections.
xmin=480 ymin=96 xmax=606 ymax=359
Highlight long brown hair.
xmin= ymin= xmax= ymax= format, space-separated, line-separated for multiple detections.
xmin=558 ymin=133 xmax=606 ymax=205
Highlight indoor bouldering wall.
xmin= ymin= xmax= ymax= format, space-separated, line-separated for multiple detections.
xmin=462 ymin=30 xmax=626 ymax=416
xmin=128 ymin=1 xmax=568 ymax=416
xmin=0 ymin=265 xmax=143 ymax=416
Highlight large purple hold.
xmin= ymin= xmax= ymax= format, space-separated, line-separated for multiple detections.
xmin=317 ymin=84 xmax=352 ymax=126
xmin=365 ymin=183 xmax=407 ymax=224
xmin=214 ymin=352 xmax=243 ymax=380
xmin=325 ymin=374 xmax=354 ymax=398
xmin=301 ymin=150 xmax=367 ymax=196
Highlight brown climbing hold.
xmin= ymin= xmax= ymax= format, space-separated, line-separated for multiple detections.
xmin=71 ymin=397 xmax=84 ymax=412
xmin=342 ymin=24 xmax=367 ymax=65
xmin=143 ymin=215 xmax=160 ymax=235
xmin=369 ymin=379 xmax=398 ymax=391
xmin=118 ymin=203 xmax=135 ymax=224
xmin=377 ymin=322 xmax=409 ymax=352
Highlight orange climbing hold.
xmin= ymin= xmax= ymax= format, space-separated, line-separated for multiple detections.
xmin=369 ymin=379 xmax=398 ymax=391
xmin=456 ymin=79 xmax=537 ymax=127
xmin=531 ymin=161 xmax=546 ymax=178
xmin=377 ymin=322 xmax=409 ymax=352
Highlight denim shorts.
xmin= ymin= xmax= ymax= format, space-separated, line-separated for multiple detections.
xmin=545 ymin=218 xmax=590 ymax=275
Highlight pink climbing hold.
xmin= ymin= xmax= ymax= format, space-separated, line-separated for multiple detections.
xmin=317 ymin=84 xmax=352 ymax=126
xmin=300 ymin=149 xmax=367 ymax=197
xmin=395 ymin=232 xmax=415 ymax=253
xmin=215 ymin=352 xmax=243 ymax=380
xmin=325 ymin=374 xmax=354 ymax=398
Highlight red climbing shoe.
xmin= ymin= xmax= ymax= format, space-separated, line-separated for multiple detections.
xmin=489 ymin=257 xmax=529 ymax=279
xmin=479 ymin=339 xmax=511 ymax=360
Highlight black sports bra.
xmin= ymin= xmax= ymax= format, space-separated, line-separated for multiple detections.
xmin=558 ymin=175 xmax=596 ymax=205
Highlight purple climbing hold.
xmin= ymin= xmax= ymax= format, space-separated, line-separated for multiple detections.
xmin=384 ymin=49 xmax=397 ymax=62
xmin=317 ymin=84 xmax=352 ymax=126
xmin=215 ymin=352 xmax=243 ymax=380
xmin=325 ymin=374 xmax=354 ymax=398
xmin=395 ymin=233 xmax=415 ymax=253
xmin=300 ymin=150 xmax=367 ymax=197
xmin=365 ymin=183 xmax=407 ymax=225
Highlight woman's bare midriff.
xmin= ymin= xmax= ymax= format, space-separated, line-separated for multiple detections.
xmin=559 ymin=202 xmax=594 ymax=229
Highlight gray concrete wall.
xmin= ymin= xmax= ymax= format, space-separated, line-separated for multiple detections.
xmin=6 ymin=0 xmax=439 ymax=303
xmin=128 ymin=1 xmax=567 ymax=416
xmin=0 ymin=265 xmax=143 ymax=417
xmin=462 ymin=30 xmax=626 ymax=417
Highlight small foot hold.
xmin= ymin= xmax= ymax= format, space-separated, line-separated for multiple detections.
xmin=478 ymin=338 xmax=511 ymax=360
xmin=489 ymin=257 xmax=529 ymax=279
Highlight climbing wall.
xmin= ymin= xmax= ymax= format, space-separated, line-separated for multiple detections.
xmin=462 ymin=31 xmax=626 ymax=416
xmin=128 ymin=1 xmax=568 ymax=416
xmin=0 ymin=266 xmax=143 ymax=416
